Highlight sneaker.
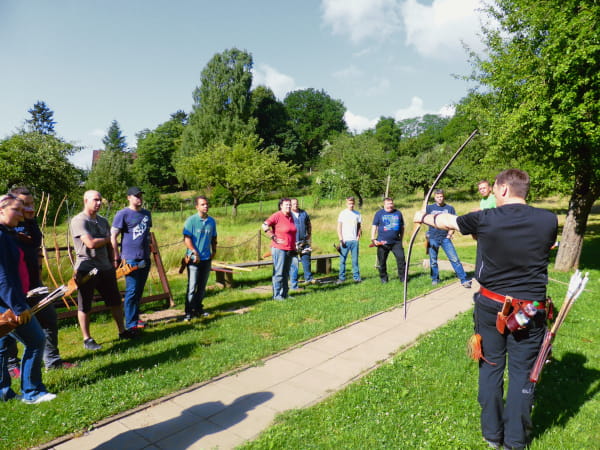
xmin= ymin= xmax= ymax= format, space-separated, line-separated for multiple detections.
xmin=432 ymin=280 xmax=439 ymax=286
xmin=354 ymin=279 xmax=362 ymax=283
xmin=136 ymin=320 xmax=147 ymax=329
xmin=8 ymin=366 xmax=21 ymax=379
xmin=83 ymin=338 xmax=102 ymax=351
xmin=273 ymin=296 xmax=286 ymax=301
xmin=380 ymin=278 xmax=388 ymax=284
xmin=305 ymin=279 xmax=317 ymax=285
xmin=335 ymin=279 xmax=344 ymax=285
xmin=22 ymin=392 xmax=56 ymax=405
xmin=198 ymin=311 xmax=210 ymax=318
xmin=462 ymin=280 xmax=472 ymax=289
xmin=119 ymin=328 xmax=140 ymax=340
xmin=47 ymin=361 xmax=77 ymax=371
xmin=183 ymin=314 xmax=193 ymax=322
xmin=484 ymin=439 xmax=502 ymax=449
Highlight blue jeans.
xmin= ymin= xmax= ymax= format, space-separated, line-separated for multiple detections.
xmin=186 ymin=259 xmax=211 ymax=315
xmin=272 ymin=247 xmax=293 ymax=299
xmin=0 ymin=315 xmax=49 ymax=402
xmin=6 ymin=298 xmax=62 ymax=369
xmin=428 ymin=237 xmax=468 ymax=284
xmin=124 ymin=259 xmax=151 ymax=330
xmin=339 ymin=240 xmax=360 ymax=281
xmin=290 ymin=253 xmax=313 ymax=288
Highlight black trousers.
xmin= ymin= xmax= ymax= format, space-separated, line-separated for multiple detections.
xmin=475 ymin=293 xmax=546 ymax=449
xmin=376 ymin=242 xmax=406 ymax=281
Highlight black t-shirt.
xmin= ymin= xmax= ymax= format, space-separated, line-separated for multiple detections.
xmin=457 ymin=204 xmax=557 ymax=300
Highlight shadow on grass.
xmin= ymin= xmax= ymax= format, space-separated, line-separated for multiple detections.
xmin=532 ymin=352 xmax=600 ymax=439
xmin=579 ymin=233 xmax=600 ymax=271
xmin=95 ymin=391 xmax=274 ymax=449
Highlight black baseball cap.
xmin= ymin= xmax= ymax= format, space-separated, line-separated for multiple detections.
xmin=127 ymin=187 xmax=143 ymax=196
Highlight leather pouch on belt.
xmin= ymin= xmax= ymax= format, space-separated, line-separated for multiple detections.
xmin=116 ymin=261 xmax=137 ymax=279
xmin=546 ymin=296 xmax=554 ymax=320
xmin=496 ymin=297 xmax=512 ymax=334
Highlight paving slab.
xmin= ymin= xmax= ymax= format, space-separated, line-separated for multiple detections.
xmin=47 ymin=280 xmax=477 ymax=450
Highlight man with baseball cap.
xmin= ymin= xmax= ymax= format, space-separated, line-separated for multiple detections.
xmin=111 ymin=187 xmax=152 ymax=335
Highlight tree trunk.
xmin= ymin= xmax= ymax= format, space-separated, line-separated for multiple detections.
xmin=232 ymin=198 xmax=239 ymax=217
xmin=554 ymin=169 xmax=599 ymax=271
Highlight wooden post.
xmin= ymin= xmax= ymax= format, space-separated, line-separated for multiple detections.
xmin=150 ymin=232 xmax=175 ymax=307
xmin=257 ymin=229 xmax=262 ymax=260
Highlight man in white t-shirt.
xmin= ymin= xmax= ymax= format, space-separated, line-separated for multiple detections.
xmin=336 ymin=197 xmax=362 ymax=283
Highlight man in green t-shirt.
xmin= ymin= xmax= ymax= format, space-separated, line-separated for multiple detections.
xmin=478 ymin=180 xmax=496 ymax=210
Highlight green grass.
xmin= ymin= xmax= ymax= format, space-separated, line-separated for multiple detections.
xmin=0 ymin=253 xmax=447 ymax=449
xmin=242 ymin=233 xmax=600 ymax=449
xmin=2 ymin=193 xmax=597 ymax=449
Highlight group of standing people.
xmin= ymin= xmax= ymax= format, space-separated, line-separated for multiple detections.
xmin=1 ymin=169 xmax=559 ymax=450
xmin=263 ymin=190 xmax=475 ymax=301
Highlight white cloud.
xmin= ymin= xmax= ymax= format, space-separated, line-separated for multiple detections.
xmin=393 ymin=96 xmax=427 ymax=120
xmin=321 ymin=0 xmax=484 ymax=60
xmin=438 ymin=104 xmax=456 ymax=117
xmin=321 ymin=0 xmax=402 ymax=43
xmin=401 ymin=0 xmax=484 ymax=60
xmin=344 ymin=111 xmax=378 ymax=134
xmin=252 ymin=64 xmax=298 ymax=100
xmin=345 ymin=97 xmax=455 ymax=134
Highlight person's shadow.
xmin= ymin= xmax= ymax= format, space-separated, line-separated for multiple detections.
xmin=96 ymin=391 xmax=274 ymax=449
xmin=532 ymin=352 xmax=600 ymax=439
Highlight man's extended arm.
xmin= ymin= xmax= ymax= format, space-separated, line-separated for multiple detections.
xmin=414 ymin=210 xmax=460 ymax=231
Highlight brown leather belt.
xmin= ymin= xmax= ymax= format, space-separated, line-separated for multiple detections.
xmin=479 ymin=287 xmax=546 ymax=309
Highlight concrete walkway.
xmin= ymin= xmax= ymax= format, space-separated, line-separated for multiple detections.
xmin=47 ymin=279 xmax=477 ymax=450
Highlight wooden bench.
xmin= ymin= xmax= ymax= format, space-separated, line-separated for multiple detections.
xmin=215 ymin=253 xmax=340 ymax=288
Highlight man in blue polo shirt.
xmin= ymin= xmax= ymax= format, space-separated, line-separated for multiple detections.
xmin=182 ymin=196 xmax=217 ymax=321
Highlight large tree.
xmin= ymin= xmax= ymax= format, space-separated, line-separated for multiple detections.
xmin=283 ymin=88 xmax=347 ymax=164
xmin=175 ymin=134 xmax=297 ymax=216
xmin=26 ymin=101 xmax=56 ymax=135
xmin=250 ymin=86 xmax=302 ymax=162
xmin=467 ymin=0 xmax=600 ymax=270
xmin=0 ymin=131 xmax=81 ymax=204
xmin=318 ymin=133 xmax=388 ymax=206
xmin=133 ymin=111 xmax=186 ymax=193
xmin=177 ymin=48 xmax=256 ymax=162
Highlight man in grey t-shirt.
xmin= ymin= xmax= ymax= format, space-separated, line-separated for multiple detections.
xmin=70 ymin=190 xmax=128 ymax=351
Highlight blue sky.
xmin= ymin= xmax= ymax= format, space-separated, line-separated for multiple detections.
xmin=0 ymin=0 xmax=486 ymax=169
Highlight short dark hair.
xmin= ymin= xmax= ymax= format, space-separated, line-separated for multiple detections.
xmin=477 ymin=179 xmax=490 ymax=186
xmin=9 ymin=186 xmax=32 ymax=196
xmin=495 ymin=169 xmax=530 ymax=199
xmin=433 ymin=189 xmax=444 ymax=195
xmin=383 ymin=197 xmax=393 ymax=202
xmin=278 ymin=197 xmax=291 ymax=209
xmin=194 ymin=195 xmax=208 ymax=206
xmin=346 ymin=196 xmax=355 ymax=202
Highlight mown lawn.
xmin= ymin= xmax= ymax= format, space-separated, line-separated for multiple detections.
xmin=2 ymin=194 xmax=598 ymax=450
xmin=242 ymin=207 xmax=600 ymax=450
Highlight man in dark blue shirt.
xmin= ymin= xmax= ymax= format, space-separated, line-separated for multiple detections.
xmin=111 ymin=187 xmax=152 ymax=334
xmin=371 ymin=198 xmax=406 ymax=283
xmin=425 ymin=189 xmax=471 ymax=288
